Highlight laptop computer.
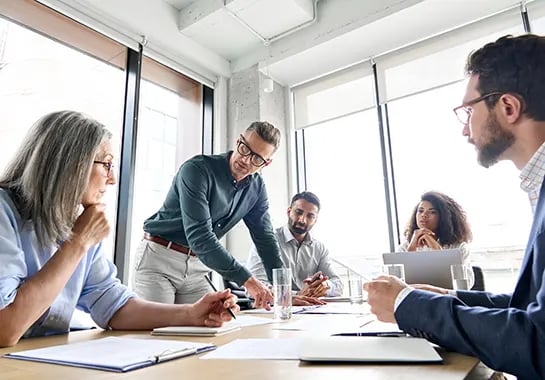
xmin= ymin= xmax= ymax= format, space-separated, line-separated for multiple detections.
xmin=382 ymin=248 xmax=463 ymax=288
xmin=299 ymin=336 xmax=443 ymax=363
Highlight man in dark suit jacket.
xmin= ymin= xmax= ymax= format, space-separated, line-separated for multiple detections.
xmin=365 ymin=34 xmax=545 ymax=380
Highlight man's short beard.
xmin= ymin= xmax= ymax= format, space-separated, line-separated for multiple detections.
xmin=477 ymin=112 xmax=515 ymax=168
xmin=289 ymin=225 xmax=307 ymax=235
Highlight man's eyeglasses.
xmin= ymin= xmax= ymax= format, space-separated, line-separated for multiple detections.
xmin=237 ymin=135 xmax=270 ymax=167
xmin=453 ymin=92 xmax=503 ymax=125
xmin=93 ymin=160 xmax=115 ymax=176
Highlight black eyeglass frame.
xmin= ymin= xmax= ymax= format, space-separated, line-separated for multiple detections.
xmin=237 ymin=135 xmax=270 ymax=167
xmin=452 ymin=91 xmax=503 ymax=125
xmin=93 ymin=160 xmax=115 ymax=176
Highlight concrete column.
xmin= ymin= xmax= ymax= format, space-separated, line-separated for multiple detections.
xmin=225 ymin=64 xmax=289 ymax=267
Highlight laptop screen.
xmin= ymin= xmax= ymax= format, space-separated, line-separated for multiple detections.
xmin=382 ymin=248 xmax=463 ymax=288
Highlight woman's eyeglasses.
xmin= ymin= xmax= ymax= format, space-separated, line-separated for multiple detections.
xmin=93 ymin=160 xmax=115 ymax=176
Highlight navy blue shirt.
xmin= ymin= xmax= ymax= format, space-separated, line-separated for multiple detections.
xmin=144 ymin=152 xmax=282 ymax=285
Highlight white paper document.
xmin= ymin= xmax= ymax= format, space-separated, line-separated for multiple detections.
xmin=233 ymin=315 xmax=276 ymax=327
xmin=299 ymin=303 xmax=371 ymax=315
xmin=4 ymin=336 xmax=215 ymax=372
xmin=242 ymin=305 xmax=320 ymax=314
xmin=201 ymin=338 xmax=301 ymax=360
xmin=273 ymin=314 xmax=375 ymax=333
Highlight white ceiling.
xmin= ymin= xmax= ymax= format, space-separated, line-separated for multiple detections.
xmin=45 ymin=0 xmax=526 ymax=86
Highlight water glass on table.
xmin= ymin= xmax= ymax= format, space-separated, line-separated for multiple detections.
xmin=273 ymin=268 xmax=292 ymax=320
xmin=382 ymin=264 xmax=406 ymax=281
xmin=450 ymin=264 xmax=474 ymax=290
xmin=348 ymin=275 xmax=364 ymax=304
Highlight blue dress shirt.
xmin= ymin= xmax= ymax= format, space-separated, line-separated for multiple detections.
xmin=0 ymin=188 xmax=134 ymax=337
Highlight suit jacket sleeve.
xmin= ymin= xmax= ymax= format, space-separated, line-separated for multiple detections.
xmin=396 ymin=225 xmax=545 ymax=380
xmin=457 ymin=290 xmax=511 ymax=308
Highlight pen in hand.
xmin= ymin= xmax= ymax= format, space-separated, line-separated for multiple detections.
xmin=204 ymin=274 xmax=237 ymax=320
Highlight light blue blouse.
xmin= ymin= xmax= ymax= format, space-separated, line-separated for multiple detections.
xmin=0 ymin=188 xmax=134 ymax=337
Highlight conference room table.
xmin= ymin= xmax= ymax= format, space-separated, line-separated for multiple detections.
xmin=0 ymin=309 xmax=486 ymax=380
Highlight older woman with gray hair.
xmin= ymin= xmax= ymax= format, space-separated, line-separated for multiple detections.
xmin=0 ymin=110 xmax=238 ymax=347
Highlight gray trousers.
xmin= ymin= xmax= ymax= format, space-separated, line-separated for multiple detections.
xmin=133 ymin=240 xmax=211 ymax=304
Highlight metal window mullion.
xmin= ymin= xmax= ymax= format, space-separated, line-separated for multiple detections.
xmin=114 ymin=45 xmax=142 ymax=284
xmin=372 ymin=62 xmax=395 ymax=252
xmin=202 ymin=85 xmax=214 ymax=154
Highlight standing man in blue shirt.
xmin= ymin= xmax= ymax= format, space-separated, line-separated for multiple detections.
xmin=365 ymin=34 xmax=545 ymax=379
xmin=135 ymin=121 xmax=283 ymax=309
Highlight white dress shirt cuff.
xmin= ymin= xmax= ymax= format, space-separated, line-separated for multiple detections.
xmin=394 ymin=286 xmax=415 ymax=311
xmin=447 ymin=289 xmax=457 ymax=296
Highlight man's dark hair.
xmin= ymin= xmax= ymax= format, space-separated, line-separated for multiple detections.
xmin=290 ymin=191 xmax=320 ymax=211
xmin=246 ymin=121 xmax=281 ymax=151
xmin=466 ymin=34 xmax=545 ymax=121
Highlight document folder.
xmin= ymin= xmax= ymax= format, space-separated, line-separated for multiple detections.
xmin=4 ymin=336 xmax=215 ymax=372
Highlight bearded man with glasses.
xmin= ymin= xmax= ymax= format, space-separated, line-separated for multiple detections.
xmin=135 ymin=121 xmax=283 ymax=310
xmin=365 ymin=34 xmax=545 ymax=380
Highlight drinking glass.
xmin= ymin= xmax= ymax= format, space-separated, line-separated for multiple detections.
xmin=450 ymin=264 xmax=475 ymax=290
xmin=273 ymin=268 xmax=292 ymax=320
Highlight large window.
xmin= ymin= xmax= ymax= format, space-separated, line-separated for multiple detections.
xmin=388 ymin=82 xmax=530 ymax=293
xmin=293 ymin=6 xmax=528 ymax=293
xmin=128 ymin=57 xmax=203 ymax=288
xmin=0 ymin=1 xmax=126 ymax=259
xmin=303 ymin=110 xmax=390 ymax=261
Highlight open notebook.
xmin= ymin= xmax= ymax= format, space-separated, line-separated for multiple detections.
xmin=152 ymin=324 xmax=240 ymax=337
xmin=4 ymin=337 xmax=215 ymax=372
xmin=299 ymin=336 xmax=443 ymax=363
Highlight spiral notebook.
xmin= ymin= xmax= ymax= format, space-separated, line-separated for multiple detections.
xmin=4 ymin=336 xmax=215 ymax=372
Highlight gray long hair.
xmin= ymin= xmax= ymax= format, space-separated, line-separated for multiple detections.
xmin=0 ymin=110 xmax=112 ymax=246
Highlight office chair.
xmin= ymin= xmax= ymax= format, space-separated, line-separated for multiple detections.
xmin=470 ymin=266 xmax=485 ymax=291
xmin=223 ymin=279 xmax=255 ymax=310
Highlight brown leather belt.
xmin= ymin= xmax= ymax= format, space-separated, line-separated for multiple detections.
xmin=143 ymin=233 xmax=196 ymax=256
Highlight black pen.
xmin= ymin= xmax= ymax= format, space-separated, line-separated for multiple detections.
xmin=204 ymin=274 xmax=237 ymax=320
xmin=331 ymin=332 xmax=407 ymax=337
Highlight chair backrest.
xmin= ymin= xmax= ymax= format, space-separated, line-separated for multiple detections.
xmin=470 ymin=266 xmax=485 ymax=291
xmin=223 ymin=279 xmax=255 ymax=310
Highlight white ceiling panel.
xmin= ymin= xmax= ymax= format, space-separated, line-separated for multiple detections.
xmin=181 ymin=8 xmax=263 ymax=60
xmin=163 ymin=0 xmax=198 ymax=11
xmin=226 ymin=0 xmax=314 ymax=39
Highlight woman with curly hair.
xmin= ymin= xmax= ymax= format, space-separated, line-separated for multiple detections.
xmin=399 ymin=191 xmax=472 ymax=262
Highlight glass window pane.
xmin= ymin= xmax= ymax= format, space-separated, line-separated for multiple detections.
xmin=388 ymin=81 xmax=531 ymax=293
xmin=529 ymin=2 xmax=545 ymax=33
xmin=128 ymin=57 xmax=203 ymax=288
xmin=303 ymin=110 xmax=390 ymax=266
xmin=0 ymin=10 xmax=126 ymax=260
